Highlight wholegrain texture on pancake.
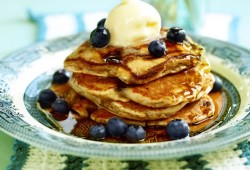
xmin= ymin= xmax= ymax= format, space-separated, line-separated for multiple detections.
xmin=121 ymin=67 xmax=206 ymax=108
xmin=90 ymin=94 xmax=215 ymax=126
xmin=147 ymin=94 xmax=215 ymax=126
xmin=69 ymin=88 xmax=188 ymax=120
xmin=70 ymin=65 xmax=214 ymax=108
xmin=70 ymin=73 xmax=128 ymax=102
xmin=64 ymin=29 xmax=204 ymax=84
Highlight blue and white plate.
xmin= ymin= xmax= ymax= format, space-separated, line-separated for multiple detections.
xmin=0 ymin=34 xmax=250 ymax=160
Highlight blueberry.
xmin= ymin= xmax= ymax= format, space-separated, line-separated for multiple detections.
xmin=97 ymin=18 xmax=106 ymax=28
xmin=90 ymin=27 xmax=110 ymax=48
xmin=51 ymin=99 xmax=70 ymax=115
xmin=166 ymin=119 xmax=189 ymax=139
xmin=125 ymin=125 xmax=146 ymax=142
xmin=38 ymin=89 xmax=57 ymax=109
xmin=106 ymin=117 xmax=128 ymax=137
xmin=167 ymin=27 xmax=186 ymax=43
xmin=211 ymin=75 xmax=223 ymax=92
xmin=89 ymin=125 xmax=106 ymax=140
xmin=148 ymin=40 xmax=166 ymax=57
xmin=52 ymin=69 xmax=70 ymax=84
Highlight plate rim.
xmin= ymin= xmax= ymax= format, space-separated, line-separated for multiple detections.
xmin=0 ymin=33 xmax=250 ymax=160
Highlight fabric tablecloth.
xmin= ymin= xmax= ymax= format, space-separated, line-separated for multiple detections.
xmin=6 ymin=139 xmax=250 ymax=170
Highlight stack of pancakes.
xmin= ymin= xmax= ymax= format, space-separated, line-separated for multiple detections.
xmin=64 ymin=28 xmax=215 ymax=126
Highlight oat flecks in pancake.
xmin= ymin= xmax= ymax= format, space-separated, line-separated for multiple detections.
xmin=90 ymin=95 xmax=215 ymax=126
xmin=71 ymin=73 xmax=128 ymax=102
xmin=69 ymin=81 xmax=188 ymax=120
xmin=69 ymin=58 xmax=214 ymax=120
xmin=121 ymin=67 xmax=204 ymax=108
xmin=70 ymin=67 xmax=214 ymax=109
xmin=147 ymin=94 xmax=215 ymax=126
xmin=64 ymin=29 xmax=204 ymax=84
xmin=122 ymin=70 xmax=215 ymax=108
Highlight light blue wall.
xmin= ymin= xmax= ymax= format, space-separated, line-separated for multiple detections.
xmin=207 ymin=0 xmax=250 ymax=49
xmin=0 ymin=0 xmax=249 ymax=58
xmin=0 ymin=0 xmax=120 ymax=57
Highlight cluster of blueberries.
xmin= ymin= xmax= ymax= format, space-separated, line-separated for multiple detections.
xmin=89 ymin=18 xmax=186 ymax=58
xmin=148 ymin=27 xmax=186 ymax=57
xmin=90 ymin=117 xmax=146 ymax=142
xmin=89 ymin=117 xmax=190 ymax=142
xmin=38 ymin=69 xmax=71 ymax=115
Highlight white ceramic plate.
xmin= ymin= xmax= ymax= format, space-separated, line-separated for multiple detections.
xmin=0 ymin=33 xmax=250 ymax=160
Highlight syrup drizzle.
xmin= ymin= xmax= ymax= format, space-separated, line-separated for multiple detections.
xmin=104 ymin=55 xmax=122 ymax=64
xmin=47 ymin=91 xmax=224 ymax=143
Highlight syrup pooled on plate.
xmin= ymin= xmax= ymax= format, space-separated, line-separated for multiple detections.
xmin=37 ymin=74 xmax=224 ymax=143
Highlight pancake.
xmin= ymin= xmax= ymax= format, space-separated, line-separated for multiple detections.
xmin=147 ymin=94 xmax=215 ymax=126
xmin=70 ymin=73 xmax=128 ymax=102
xmin=100 ymin=99 xmax=187 ymax=120
xmin=121 ymin=67 xmax=208 ymax=108
xmin=99 ymin=76 xmax=212 ymax=121
xmin=70 ymin=70 xmax=213 ymax=108
xmin=69 ymin=80 xmax=187 ymax=120
xmin=64 ymin=28 xmax=204 ymax=84
xmin=70 ymin=72 xmax=213 ymax=120
xmin=90 ymin=109 xmax=146 ymax=127
xmin=70 ymin=59 xmax=213 ymax=108
xmin=39 ymin=83 xmax=214 ymax=125
xmin=90 ymin=95 xmax=215 ymax=126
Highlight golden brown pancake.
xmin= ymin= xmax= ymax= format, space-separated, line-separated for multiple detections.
xmin=64 ymin=28 xmax=204 ymax=84
xmin=147 ymin=94 xmax=215 ymax=126
xmin=90 ymin=95 xmax=215 ymax=126
xmin=69 ymin=61 xmax=214 ymax=109
xmin=100 ymin=99 xmax=187 ymax=120
xmin=69 ymin=59 xmax=214 ymax=120
xmin=70 ymin=73 xmax=128 ymax=102
xmin=101 ymin=74 xmax=214 ymax=121
xmin=68 ymin=81 xmax=187 ymax=120
xmin=38 ymin=75 xmax=214 ymax=126
xmin=121 ymin=68 xmax=206 ymax=108
xmin=90 ymin=109 xmax=146 ymax=127
xmin=70 ymin=74 xmax=207 ymax=120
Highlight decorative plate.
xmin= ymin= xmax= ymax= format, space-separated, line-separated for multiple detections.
xmin=0 ymin=33 xmax=250 ymax=160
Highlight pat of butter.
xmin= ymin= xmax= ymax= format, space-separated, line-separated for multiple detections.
xmin=105 ymin=0 xmax=161 ymax=47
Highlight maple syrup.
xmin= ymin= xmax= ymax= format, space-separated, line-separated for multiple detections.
xmin=47 ymin=90 xmax=224 ymax=143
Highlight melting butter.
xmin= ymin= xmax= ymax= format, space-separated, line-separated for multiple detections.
xmin=105 ymin=0 xmax=161 ymax=47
